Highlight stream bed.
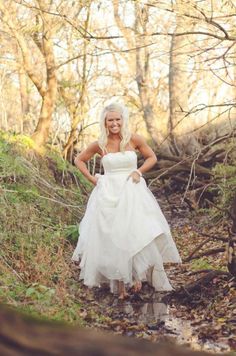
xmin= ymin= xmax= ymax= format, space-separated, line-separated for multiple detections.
xmin=110 ymin=296 xmax=232 ymax=353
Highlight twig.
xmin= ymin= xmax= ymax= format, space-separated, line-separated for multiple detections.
xmin=191 ymin=228 xmax=228 ymax=242
xmin=148 ymin=157 xmax=189 ymax=187
xmin=183 ymin=247 xmax=225 ymax=262
xmin=182 ymin=157 xmax=197 ymax=204
xmin=1 ymin=188 xmax=83 ymax=210
xmin=205 ymin=198 xmax=234 ymax=220
xmin=0 ymin=255 xmax=24 ymax=281
xmin=171 ymin=270 xmax=230 ymax=298
xmin=188 ymin=269 xmax=214 ymax=275
xmin=184 ymin=237 xmax=212 ymax=262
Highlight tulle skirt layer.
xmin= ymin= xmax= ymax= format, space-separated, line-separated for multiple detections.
xmin=72 ymin=174 xmax=181 ymax=292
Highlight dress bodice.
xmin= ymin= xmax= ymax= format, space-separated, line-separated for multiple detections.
xmin=102 ymin=151 xmax=137 ymax=175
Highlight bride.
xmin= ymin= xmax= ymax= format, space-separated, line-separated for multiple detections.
xmin=72 ymin=102 xmax=181 ymax=299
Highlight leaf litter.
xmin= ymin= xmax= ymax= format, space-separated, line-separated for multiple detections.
xmin=70 ymin=197 xmax=235 ymax=354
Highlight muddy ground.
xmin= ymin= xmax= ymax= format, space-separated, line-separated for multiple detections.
xmin=70 ymin=196 xmax=236 ymax=353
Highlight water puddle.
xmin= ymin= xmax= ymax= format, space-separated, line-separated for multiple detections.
xmin=115 ymin=299 xmax=231 ymax=353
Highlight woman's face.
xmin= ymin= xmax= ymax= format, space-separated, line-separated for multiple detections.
xmin=105 ymin=111 xmax=123 ymax=135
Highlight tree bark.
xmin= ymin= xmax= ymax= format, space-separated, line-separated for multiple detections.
xmin=134 ymin=4 xmax=160 ymax=147
xmin=32 ymin=89 xmax=57 ymax=147
xmin=168 ymin=10 xmax=198 ymax=155
xmin=18 ymin=62 xmax=30 ymax=133
xmin=31 ymin=1 xmax=57 ymax=147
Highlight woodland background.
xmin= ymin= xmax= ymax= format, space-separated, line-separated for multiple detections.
xmin=0 ymin=0 xmax=236 ymax=353
xmin=1 ymin=0 xmax=236 ymax=156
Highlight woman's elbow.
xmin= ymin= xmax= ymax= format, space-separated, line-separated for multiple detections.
xmin=74 ymin=156 xmax=83 ymax=168
xmin=152 ymin=154 xmax=157 ymax=165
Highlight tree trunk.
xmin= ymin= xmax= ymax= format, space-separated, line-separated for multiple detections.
xmin=18 ymin=64 xmax=30 ymax=133
xmin=168 ymin=14 xmax=190 ymax=154
xmin=63 ymin=112 xmax=82 ymax=162
xmin=32 ymin=89 xmax=57 ymax=147
xmin=31 ymin=2 xmax=57 ymax=147
xmin=134 ymin=4 xmax=160 ymax=147
xmin=113 ymin=1 xmax=164 ymax=147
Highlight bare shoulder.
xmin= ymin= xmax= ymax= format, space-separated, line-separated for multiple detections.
xmin=131 ymin=133 xmax=147 ymax=149
xmin=75 ymin=141 xmax=101 ymax=163
xmin=86 ymin=141 xmax=101 ymax=154
xmin=131 ymin=133 xmax=156 ymax=159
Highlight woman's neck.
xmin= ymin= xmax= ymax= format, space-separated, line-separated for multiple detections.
xmin=108 ymin=133 xmax=120 ymax=140
xmin=106 ymin=134 xmax=122 ymax=152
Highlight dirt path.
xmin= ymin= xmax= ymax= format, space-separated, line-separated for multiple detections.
xmin=70 ymin=198 xmax=235 ymax=353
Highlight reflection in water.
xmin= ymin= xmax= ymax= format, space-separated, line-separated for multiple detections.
xmin=122 ymin=302 xmax=167 ymax=324
xmin=138 ymin=302 xmax=167 ymax=324
xmin=117 ymin=300 xmax=231 ymax=353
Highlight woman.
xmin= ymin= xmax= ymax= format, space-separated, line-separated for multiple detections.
xmin=72 ymin=103 xmax=181 ymax=299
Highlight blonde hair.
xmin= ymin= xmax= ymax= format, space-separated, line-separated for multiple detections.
xmin=98 ymin=103 xmax=131 ymax=152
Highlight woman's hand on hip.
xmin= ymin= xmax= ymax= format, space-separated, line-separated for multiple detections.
xmin=128 ymin=171 xmax=141 ymax=184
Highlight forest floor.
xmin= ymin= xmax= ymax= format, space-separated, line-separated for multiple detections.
xmin=70 ymin=197 xmax=236 ymax=354
xmin=0 ymin=133 xmax=235 ymax=354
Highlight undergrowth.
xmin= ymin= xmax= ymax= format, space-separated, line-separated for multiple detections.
xmin=209 ymin=162 xmax=236 ymax=221
xmin=0 ymin=132 xmax=90 ymax=324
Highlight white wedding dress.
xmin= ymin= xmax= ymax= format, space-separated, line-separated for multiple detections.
xmin=72 ymin=150 xmax=181 ymax=292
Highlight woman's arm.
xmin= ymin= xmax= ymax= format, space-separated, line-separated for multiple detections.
xmin=128 ymin=134 xmax=157 ymax=183
xmin=74 ymin=142 xmax=101 ymax=185
xmin=132 ymin=134 xmax=157 ymax=174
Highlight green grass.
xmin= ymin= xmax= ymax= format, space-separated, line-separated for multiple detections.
xmin=0 ymin=132 xmax=90 ymax=325
xmin=190 ymin=258 xmax=214 ymax=271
